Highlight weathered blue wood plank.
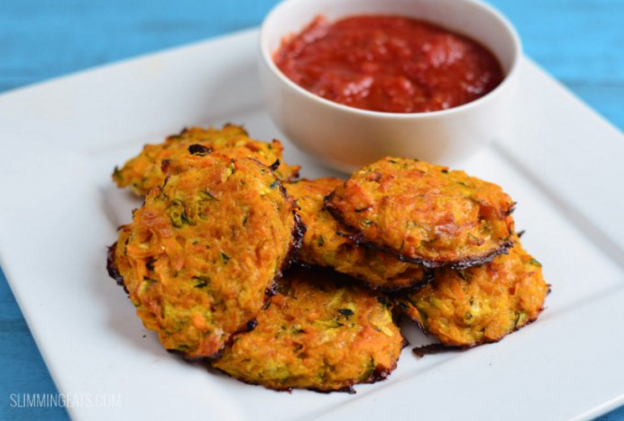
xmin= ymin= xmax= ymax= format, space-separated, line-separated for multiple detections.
xmin=496 ymin=0 xmax=624 ymax=82
xmin=0 ymin=0 xmax=279 ymax=84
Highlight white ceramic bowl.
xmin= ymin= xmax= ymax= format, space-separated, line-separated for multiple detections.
xmin=259 ymin=0 xmax=522 ymax=172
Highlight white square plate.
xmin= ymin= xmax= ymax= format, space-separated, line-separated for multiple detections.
xmin=1 ymin=30 xmax=624 ymax=421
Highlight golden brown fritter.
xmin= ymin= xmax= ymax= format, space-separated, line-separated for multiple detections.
xmin=213 ymin=267 xmax=404 ymax=392
xmin=325 ymin=157 xmax=515 ymax=269
xmin=107 ymin=154 xmax=302 ymax=360
xmin=285 ymin=178 xmax=430 ymax=291
xmin=397 ymin=236 xmax=549 ymax=347
xmin=113 ymin=124 xmax=300 ymax=196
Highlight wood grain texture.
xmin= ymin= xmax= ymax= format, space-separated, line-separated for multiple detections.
xmin=0 ymin=1 xmax=622 ymax=420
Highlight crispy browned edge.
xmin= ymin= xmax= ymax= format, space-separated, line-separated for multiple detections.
xmin=412 ymin=344 xmax=467 ymax=358
xmin=210 ymin=358 xmax=397 ymax=395
xmin=209 ymin=331 xmax=403 ymax=395
xmin=410 ymin=316 xmax=544 ymax=356
xmin=397 ymin=285 xmax=552 ymax=354
xmin=298 ymin=259 xmax=436 ymax=293
xmin=324 ymin=191 xmax=514 ymax=270
xmin=289 ymin=181 xmax=435 ymax=292
xmin=329 ymin=228 xmax=437 ymax=292
xmin=105 ymin=167 xmax=305 ymax=362
xmin=106 ymin=239 xmax=126 ymax=292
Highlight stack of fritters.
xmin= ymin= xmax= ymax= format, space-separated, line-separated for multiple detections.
xmin=108 ymin=125 xmax=404 ymax=392
xmin=322 ymin=157 xmax=549 ymax=348
xmin=107 ymin=126 xmax=548 ymax=393
xmin=284 ymin=178 xmax=431 ymax=291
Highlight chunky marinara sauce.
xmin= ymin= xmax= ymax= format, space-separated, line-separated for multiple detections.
xmin=274 ymin=16 xmax=504 ymax=113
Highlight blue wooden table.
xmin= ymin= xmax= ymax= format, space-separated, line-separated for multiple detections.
xmin=0 ymin=1 xmax=622 ymax=420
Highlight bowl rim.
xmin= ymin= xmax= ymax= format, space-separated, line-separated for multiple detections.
xmin=259 ymin=0 xmax=523 ymax=120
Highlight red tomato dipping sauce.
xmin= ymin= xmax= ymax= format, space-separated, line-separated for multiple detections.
xmin=274 ymin=15 xmax=504 ymax=113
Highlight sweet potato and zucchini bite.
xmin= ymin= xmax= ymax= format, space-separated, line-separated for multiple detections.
xmin=107 ymin=154 xmax=302 ymax=360
xmin=325 ymin=157 xmax=515 ymax=269
xmin=113 ymin=124 xmax=300 ymax=196
xmin=285 ymin=178 xmax=431 ymax=291
xmin=397 ymin=236 xmax=549 ymax=348
xmin=213 ymin=267 xmax=404 ymax=393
